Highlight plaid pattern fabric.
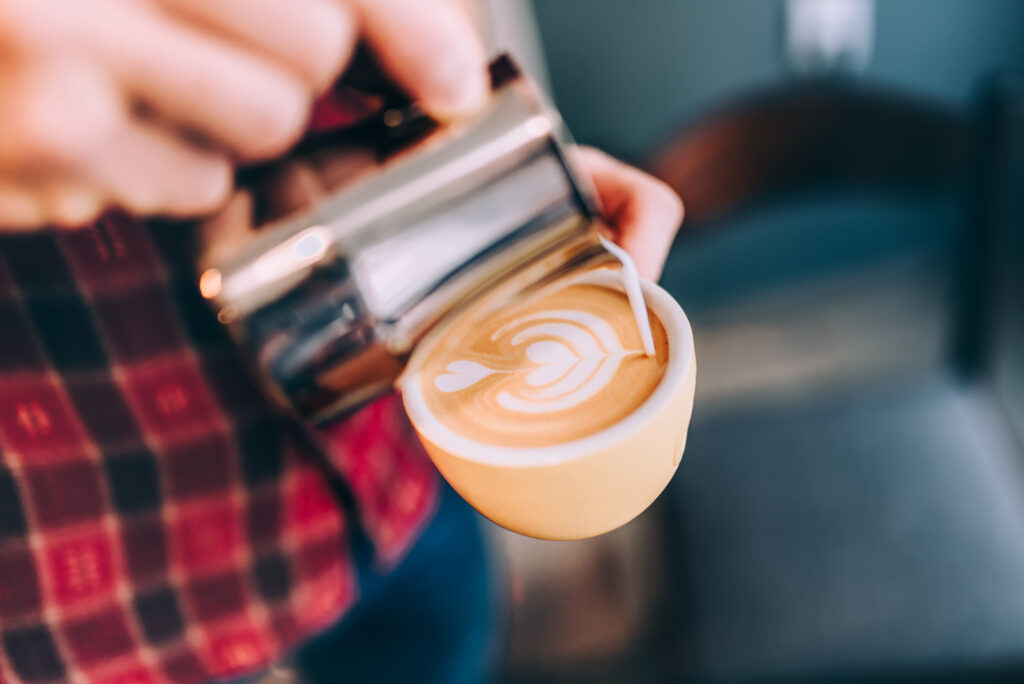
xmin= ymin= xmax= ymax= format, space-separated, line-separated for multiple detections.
xmin=0 ymin=101 xmax=439 ymax=683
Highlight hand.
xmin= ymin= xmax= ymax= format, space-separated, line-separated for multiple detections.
xmin=579 ymin=147 xmax=685 ymax=280
xmin=0 ymin=0 xmax=489 ymax=230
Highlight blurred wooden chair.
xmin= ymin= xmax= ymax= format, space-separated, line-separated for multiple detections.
xmin=649 ymin=75 xmax=1024 ymax=683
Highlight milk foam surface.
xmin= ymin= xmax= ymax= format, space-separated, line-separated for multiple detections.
xmin=412 ymin=279 xmax=669 ymax=449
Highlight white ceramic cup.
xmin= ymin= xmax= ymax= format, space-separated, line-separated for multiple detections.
xmin=401 ymin=272 xmax=696 ymax=540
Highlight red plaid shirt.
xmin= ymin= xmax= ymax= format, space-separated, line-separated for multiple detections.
xmin=0 ymin=93 xmax=439 ymax=684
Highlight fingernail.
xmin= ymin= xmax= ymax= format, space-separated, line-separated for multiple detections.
xmin=430 ymin=50 xmax=489 ymax=119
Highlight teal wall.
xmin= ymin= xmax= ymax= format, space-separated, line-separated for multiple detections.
xmin=531 ymin=0 xmax=1024 ymax=158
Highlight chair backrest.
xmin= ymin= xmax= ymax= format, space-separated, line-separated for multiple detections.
xmin=648 ymin=81 xmax=973 ymax=229
xmin=647 ymin=77 xmax=1022 ymax=380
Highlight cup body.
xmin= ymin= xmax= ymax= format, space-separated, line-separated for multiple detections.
xmin=401 ymin=277 xmax=696 ymax=540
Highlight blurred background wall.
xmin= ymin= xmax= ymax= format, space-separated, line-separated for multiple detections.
xmin=531 ymin=0 xmax=1024 ymax=159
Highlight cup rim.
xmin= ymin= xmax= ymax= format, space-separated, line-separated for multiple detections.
xmin=401 ymin=272 xmax=695 ymax=468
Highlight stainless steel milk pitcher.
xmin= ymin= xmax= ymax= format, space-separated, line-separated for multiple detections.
xmin=195 ymin=55 xmax=615 ymax=424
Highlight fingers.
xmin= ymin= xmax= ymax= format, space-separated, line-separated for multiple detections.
xmin=350 ymin=0 xmax=489 ymax=120
xmin=2 ymin=0 xmax=491 ymax=152
xmin=0 ymin=59 xmax=117 ymax=229
xmin=163 ymin=0 xmax=490 ymax=123
xmin=579 ymin=147 xmax=684 ymax=280
xmin=0 ymin=59 xmax=127 ymax=173
xmin=0 ymin=57 xmax=231 ymax=221
xmin=3 ymin=0 xmax=320 ymax=161
xmin=158 ymin=0 xmax=358 ymax=91
xmin=3 ymin=0 xmax=347 ymax=161
xmin=0 ymin=0 xmax=490 ymax=231
xmin=0 ymin=129 xmax=231 ymax=231
xmin=85 ymin=2 xmax=313 ymax=161
xmin=86 ymin=117 xmax=232 ymax=218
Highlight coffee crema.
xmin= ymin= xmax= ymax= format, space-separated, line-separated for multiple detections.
xmin=409 ymin=278 xmax=670 ymax=449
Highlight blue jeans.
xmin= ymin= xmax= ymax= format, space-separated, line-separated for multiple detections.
xmin=292 ymin=480 xmax=501 ymax=683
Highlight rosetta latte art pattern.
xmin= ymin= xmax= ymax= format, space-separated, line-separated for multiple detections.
xmin=435 ymin=309 xmax=640 ymax=414
xmin=414 ymin=282 xmax=669 ymax=449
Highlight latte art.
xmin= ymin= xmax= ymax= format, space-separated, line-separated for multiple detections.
xmin=436 ymin=308 xmax=638 ymax=414
xmin=410 ymin=279 xmax=670 ymax=449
